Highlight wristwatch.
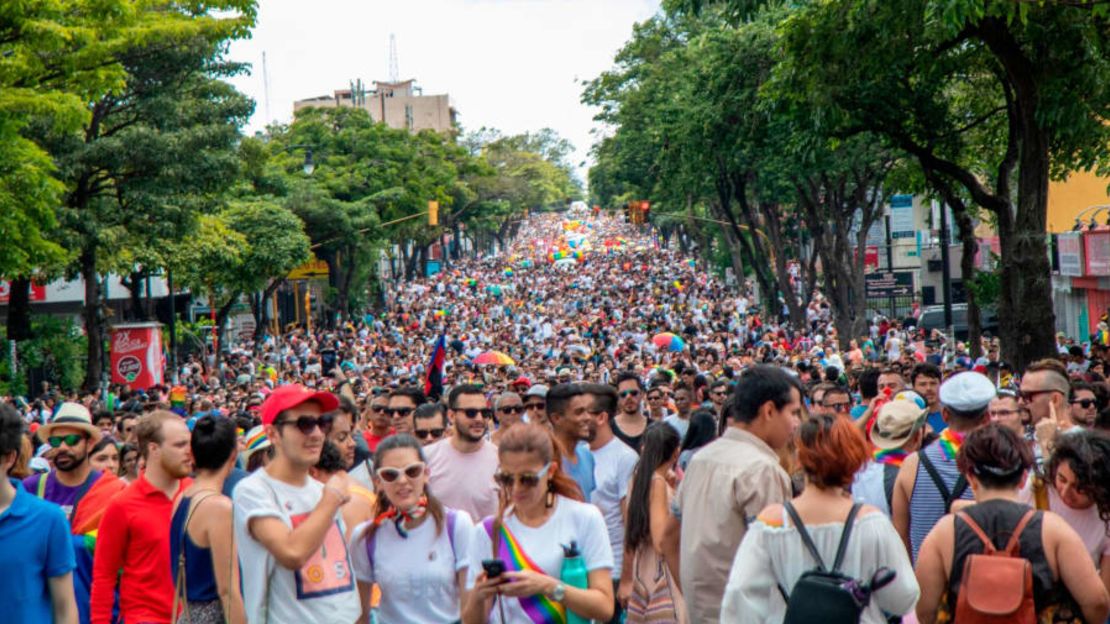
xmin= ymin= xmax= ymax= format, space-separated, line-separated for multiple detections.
xmin=549 ymin=582 xmax=567 ymax=602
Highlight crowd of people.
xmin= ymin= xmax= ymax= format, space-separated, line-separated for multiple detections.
xmin=2 ymin=211 xmax=1110 ymax=624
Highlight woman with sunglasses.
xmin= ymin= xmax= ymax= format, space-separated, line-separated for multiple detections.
xmin=463 ymin=424 xmax=615 ymax=624
xmin=350 ymin=434 xmax=474 ymax=624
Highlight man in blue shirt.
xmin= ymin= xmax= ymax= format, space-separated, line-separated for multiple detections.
xmin=547 ymin=383 xmax=597 ymax=499
xmin=0 ymin=403 xmax=78 ymax=623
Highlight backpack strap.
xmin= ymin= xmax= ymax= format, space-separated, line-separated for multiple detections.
xmin=920 ymin=451 xmax=969 ymax=512
xmin=1002 ymin=509 xmax=1037 ymax=557
xmin=882 ymin=463 xmax=898 ymax=509
xmin=830 ymin=503 xmax=863 ymax=573
xmin=783 ymin=502 xmax=828 ymax=572
xmin=956 ymin=511 xmax=998 ymax=555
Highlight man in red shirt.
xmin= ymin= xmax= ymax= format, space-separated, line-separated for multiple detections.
xmin=90 ymin=411 xmax=192 ymax=624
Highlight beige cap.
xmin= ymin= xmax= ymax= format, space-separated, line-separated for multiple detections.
xmin=869 ymin=399 xmax=927 ymax=450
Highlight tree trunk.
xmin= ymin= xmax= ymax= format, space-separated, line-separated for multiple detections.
xmin=122 ymin=270 xmax=147 ymax=321
xmin=6 ymin=276 xmax=33 ymax=341
xmin=81 ymin=248 xmax=103 ymax=393
xmin=213 ymin=293 xmax=238 ymax=371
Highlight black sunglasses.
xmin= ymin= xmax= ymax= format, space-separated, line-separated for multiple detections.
xmin=414 ymin=427 xmax=446 ymax=440
xmin=386 ymin=407 xmax=415 ymax=417
xmin=525 ymin=402 xmax=546 ymax=410
xmin=498 ymin=405 xmax=524 ymax=414
xmin=276 ymin=414 xmax=334 ymax=436
xmin=456 ymin=408 xmax=494 ymax=419
xmin=1070 ymin=398 xmax=1097 ymax=409
xmin=48 ymin=434 xmax=85 ymax=448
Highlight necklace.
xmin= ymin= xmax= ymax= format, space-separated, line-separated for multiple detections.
xmin=937 ymin=428 xmax=965 ymax=461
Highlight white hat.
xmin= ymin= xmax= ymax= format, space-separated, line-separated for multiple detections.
xmin=939 ymin=372 xmax=995 ymax=414
xmin=39 ymin=402 xmax=102 ymax=442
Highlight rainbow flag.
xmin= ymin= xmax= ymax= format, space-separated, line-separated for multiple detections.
xmin=486 ymin=519 xmax=566 ymax=624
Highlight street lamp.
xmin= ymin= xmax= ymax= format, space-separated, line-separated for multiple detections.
xmin=303 ymin=149 xmax=316 ymax=176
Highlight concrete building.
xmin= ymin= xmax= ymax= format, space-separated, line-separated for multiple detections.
xmin=294 ymin=79 xmax=457 ymax=133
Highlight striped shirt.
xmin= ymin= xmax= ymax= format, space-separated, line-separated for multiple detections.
xmin=909 ymin=440 xmax=973 ymax=561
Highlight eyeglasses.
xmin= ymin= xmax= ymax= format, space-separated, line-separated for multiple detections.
xmin=47 ymin=434 xmax=85 ymax=448
xmin=371 ymin=387 xmax=388 ymax=396
xmin=376 ymin=462 xmax=426 ymax=483
xmin=276 ymin=414 xmax=334 ymax=436
xmin=711 ymin=390 xmax=728 ymax=397
xmin=1070 ymin=398 xmax=1097 ymax=409
xmin=647 ymin=394 xmax=663 ymax=402
xmin=386 ymin=407 xmax=415 ymax=417
xmin=369 ymin=404 xmax=387 ymax=413
xmin=414 ymin=428 xmax=445 ymax=440
xmin=619 ymin=389 xmax=641 ymax=399
xmin=525 ymin=402 xmax=546 ymax=410
xmin=494 ymin=462 xmax=552 ymax=489
xmin=1018 ymin=389 xmax=1059 ymax=403
xmin=498 ymin=405 xmax=524 ymax=414
xmin=824 ymin=403 xmax=852 ymax=414
xmin=456 ymin=408 xmax=494 ymax=419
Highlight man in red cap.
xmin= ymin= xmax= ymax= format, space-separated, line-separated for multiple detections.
xmin=232 ymin=384 xmax=361 ymax=623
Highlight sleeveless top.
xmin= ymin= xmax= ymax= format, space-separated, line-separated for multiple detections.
xmin=910 ymin=441 xmax=973 ymax=560
xmin=170 ymin=495 xmax=219 ymax=602
xmin=941 ymin=499 xmax=1082 ymax=622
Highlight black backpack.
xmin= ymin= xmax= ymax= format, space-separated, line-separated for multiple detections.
xmin=779 ymin=502 xmax=895 ymax=624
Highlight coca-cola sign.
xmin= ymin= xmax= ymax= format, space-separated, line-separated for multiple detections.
xmin=109 ymin=324 xmax=164 ymax=389
xmin=116 ymin=355 xmax=143 ymax=382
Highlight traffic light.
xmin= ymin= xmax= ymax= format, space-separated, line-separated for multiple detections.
xmin=428 ymin=200 xmax=439 ymax=226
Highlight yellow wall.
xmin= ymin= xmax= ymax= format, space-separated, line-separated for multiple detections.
xmin=1047 ymin=169 xmax=1110 ymax=232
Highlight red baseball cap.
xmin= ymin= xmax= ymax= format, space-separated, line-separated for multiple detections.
xmin=260 ymin=384 xmax=340 ymax=425
xmin=511 ymin=375 xmax=531 ymax=389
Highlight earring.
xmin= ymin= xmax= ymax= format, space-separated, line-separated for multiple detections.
xmin=545 ymin=480 xmax=556 ymax=508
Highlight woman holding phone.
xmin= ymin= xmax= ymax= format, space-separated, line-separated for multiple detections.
xmin=350 ymin=434 xmax=474 ymax=624
xmin=463 ymin=423 xmax=615 ymax=624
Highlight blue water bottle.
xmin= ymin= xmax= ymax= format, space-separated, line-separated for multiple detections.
xmin=560 ymin=541 xmax=590 ymax=624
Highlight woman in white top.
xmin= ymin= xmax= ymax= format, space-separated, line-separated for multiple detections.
xmin=722 ymin=414 xmax=919 ymax=623
xmin=463 ymin=423 xmax=615 ymax=623
xmin=350 ymin=434 xmax=473 ymax=624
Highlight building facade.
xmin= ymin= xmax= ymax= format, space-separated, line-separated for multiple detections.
xmin=294 ymin=79 xmax=456 ymax=133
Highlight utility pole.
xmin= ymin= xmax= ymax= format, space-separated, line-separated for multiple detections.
xmin=940 ymin=202 xmax=954 ymax=338
xmin=884 ymin=212 xmax=895 ymax=318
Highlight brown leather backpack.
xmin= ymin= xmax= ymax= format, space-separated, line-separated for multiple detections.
xmin=954 ymin=509 xmax=1037 ymax=624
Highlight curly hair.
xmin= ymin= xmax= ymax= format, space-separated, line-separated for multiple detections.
xmin=1046 ymin=430 xmax=1110 ymax=524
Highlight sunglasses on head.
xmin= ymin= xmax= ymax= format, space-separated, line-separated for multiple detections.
xmin=386 ymin=407 xmax=414 ymax=417
xmin=498 ymin=405 xmax=524 ymax=414
xmin=414 ymin=427 xmax=445 ymax=440
xmin=276 ymin=413 xmax=334 ymax=436
xmin=494 ymin=462 xmax=552 ymax=489
xmin=47 ymin=434 xmax=85 ymax=448
xmin=376 ymin=462 xmax=426 ymax=483
xmin=619 ymin=389 xmax=641 ymax=399
xmin=456 ymin=408 xmax=494 ymax=419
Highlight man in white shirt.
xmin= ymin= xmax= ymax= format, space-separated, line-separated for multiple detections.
xmin=584 ymin=384 xmax=638 ymax=623
xmin=232 ymin=385 xmax=360 ymax=624
xmin=424 ymin=384 xmax=500 ymax=522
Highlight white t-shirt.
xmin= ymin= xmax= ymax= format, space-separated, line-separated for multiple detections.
xmin=232 ymin=470 xmax=361 ymax=624
xmin=350 ymin=509 xmax=475 ymax=623
xmin=467 ymin=496 xmax=614 ymax=623
xmin=664 ymin=414 xmax=690 ymax=440
xmin=425 ymin=438 xmax=501 ymax=523
xmin=590 ymin=437 xmax=639 ymax=579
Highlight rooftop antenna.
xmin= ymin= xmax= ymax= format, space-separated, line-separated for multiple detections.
xmin=261 ymin=51 xmax=272 ymax=125
xmin=389 ymin=33 xmax=399 ymax=82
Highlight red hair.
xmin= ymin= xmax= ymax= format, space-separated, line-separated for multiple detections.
xmin=797 ymin=414 xmax=870 ymax=489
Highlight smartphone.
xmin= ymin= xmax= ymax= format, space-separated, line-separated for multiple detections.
xmin=482 ymin=559 xmax=506 ymax=578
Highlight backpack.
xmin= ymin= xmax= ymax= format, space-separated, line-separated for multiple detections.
xmin=780 ymin=502 xmax=889 ymax=624
xmin=953 ymin=509 xmax=1037 ymax=624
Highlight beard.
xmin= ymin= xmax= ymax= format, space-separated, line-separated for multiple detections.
xmin=160 ymin=454 xmax=192 ymax=479
xmin=455 ymin=421 xmax=486 ymax=443
xmin=54 ymin=450 xmax=87 ymax=472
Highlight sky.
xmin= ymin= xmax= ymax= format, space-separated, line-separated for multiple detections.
xmin=225 ymin=0 xmax=662 ymax=182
